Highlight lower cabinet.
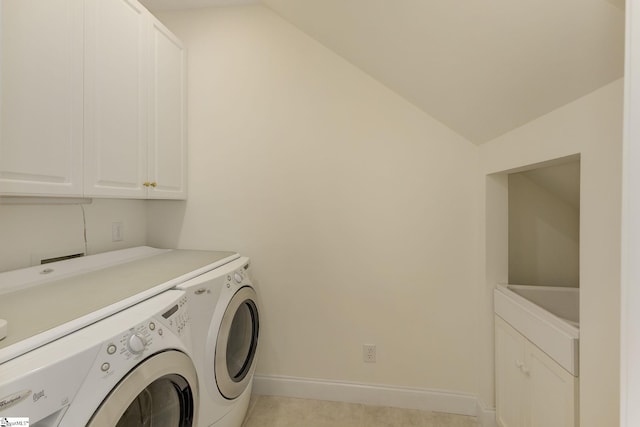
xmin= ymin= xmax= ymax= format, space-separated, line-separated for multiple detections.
xmin=495 ymin=316 xmax=578 ymax=427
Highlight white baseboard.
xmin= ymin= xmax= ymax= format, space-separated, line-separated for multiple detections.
xmin=476 ymin=399 xmax=498 ymax=427
xmin=253 ymin=374 xmax=496 ymax=426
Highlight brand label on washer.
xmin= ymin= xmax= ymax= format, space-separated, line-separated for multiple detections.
xmin=0 ymin=390 xmax=31 ymax=411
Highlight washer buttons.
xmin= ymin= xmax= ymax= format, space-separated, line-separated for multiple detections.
xmin=101 ymin=363 xmax=110 ymax=372
xmin=149 ymin=322 xmax=156 ymax=331
xmin=107 ymin=344 xmax=117 ymax=355
xmin=234 ymin=272 xmax=243 ymax=283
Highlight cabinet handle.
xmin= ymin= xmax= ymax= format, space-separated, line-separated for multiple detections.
xmin=150 ymin=182 xmax=157 ymax=187
xmin=143 ymin=182 xmax=150 ymax=187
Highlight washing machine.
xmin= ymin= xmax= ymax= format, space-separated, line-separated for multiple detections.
xmin=176 ymin=257 xmax=260 ymax=427
xmin=0 ymin=289 xmax=198 ymax=426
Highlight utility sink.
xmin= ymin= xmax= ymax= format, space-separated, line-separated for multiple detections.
xmin=494 ymin=284 xmax=579 ymax=376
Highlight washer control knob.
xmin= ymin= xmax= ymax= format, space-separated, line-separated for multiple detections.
xmin=234 ymin=272 xmax=243 ymax=283
xmin=127 ymin=333 xmax=147 ymax=354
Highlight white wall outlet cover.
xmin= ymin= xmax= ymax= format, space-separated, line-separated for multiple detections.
xmin=0 ymin=319 xmax=7 ymax=341
xmin=112 ymin=222 xmax=124 ymax=242
xmin=363 ymin=344 xmax=376 ymax=363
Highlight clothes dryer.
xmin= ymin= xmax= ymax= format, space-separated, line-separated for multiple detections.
xmin=176 ymin=257 xmax=260 ymax=427
xmin=0 ymin=290 xmax=199 ymax=426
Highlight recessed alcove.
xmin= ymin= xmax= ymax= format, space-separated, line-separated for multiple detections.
xmin=508 ymin=158 xmax=580 ymax=287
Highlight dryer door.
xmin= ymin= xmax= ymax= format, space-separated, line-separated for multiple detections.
xmin=87 ymin=351 xmax=198 ymax=427
xmin=215 ymin=286 xmax=260 ymax=399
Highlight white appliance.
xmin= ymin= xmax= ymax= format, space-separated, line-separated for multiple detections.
xmin=0 ymin=289 xmax=198 ymax=426
xmin=176 ymin=257 xmax=260 ymax=427
xmin=0 ymin=246 xmax=239 ymax=364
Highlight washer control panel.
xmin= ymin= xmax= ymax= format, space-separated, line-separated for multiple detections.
xmin=160 ymin=293 xmax=189 ymax=336
xmin=96 ymin=291 xmax=190 ymax=378
xmin=126 ymin=332 xmax=147 ymax=354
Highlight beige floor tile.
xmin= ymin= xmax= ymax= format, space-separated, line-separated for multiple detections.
xmin=242 ymin=396 xmax=309 ymax=427
xmin=242 ymin=395 xmax=480 ymax=427
xmin=245 ymin=394 xmax=260 ymax=419
xmin=303 ymin=399 xmax=364 ymax=427
xmin=430 ymin=411 xmax=479 ymax=427
xmin=363 ymin=405 xmax=426 ymax=427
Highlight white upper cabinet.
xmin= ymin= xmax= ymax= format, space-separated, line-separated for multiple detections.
xmin=83 ymin=0 xmax=149 ymax=198
xmin=0 ymin=0 xmax=186 ymax=199
xmin=148 ymin=18 xmax=187 ymax=199
xmin=84 ymin=1 xmax=187 ymax=199
xmin=0 ymin=0 xmax=84 ymax=197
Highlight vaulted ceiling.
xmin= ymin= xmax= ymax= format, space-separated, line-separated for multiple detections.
xmin=141 ymin=0 xmax=625 ymax=144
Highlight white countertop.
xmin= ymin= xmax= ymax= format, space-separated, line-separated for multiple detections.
xmin=0 ymin=246 xmax=238 ymax=363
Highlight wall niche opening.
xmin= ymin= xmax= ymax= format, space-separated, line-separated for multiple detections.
xmin=508 ymin=156 xmax=580 ymax=288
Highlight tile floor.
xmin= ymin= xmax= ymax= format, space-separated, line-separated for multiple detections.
xmin=242 ymin=395 xmax=480 ymax=427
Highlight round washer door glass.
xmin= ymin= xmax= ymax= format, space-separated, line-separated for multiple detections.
xmin=88 ymin=351 xmax=198 ymax=427
xmin=216 ymin=286 xmax=259 ymax=399
xmin=116 ymin=374 xmax=190 ymax=427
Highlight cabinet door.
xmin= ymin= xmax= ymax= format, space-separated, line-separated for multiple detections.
xmin=527 ymin=342 xmax=578 ymax=427
xmin=0 ymin=0 xmax=83 ymax=196
xmin=84 ymin=0 xmax=148 ymax=198
xmin=495 ymin=316 xmax=528 ymax=427
xmin=148 ymin=17 xmax=187 ymax=199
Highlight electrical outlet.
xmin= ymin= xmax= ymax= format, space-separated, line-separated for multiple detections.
xmin=363 ymin=344 xmax=376 ymax=363
xmin=112 ymin=222 xmax=124 ymax=242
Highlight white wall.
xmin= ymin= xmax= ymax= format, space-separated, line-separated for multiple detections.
xmin=508 ymin=170 xmax=580 ymax=287
xmin=148 ymin=5 xmax=481 ymax=398
xmin=479 ymin=79 xmax=623 ymax=427
xmin=0 ymin=199 xmax=148 ymax=272
xmin=621 ymin=1 xmax=640 ymax=424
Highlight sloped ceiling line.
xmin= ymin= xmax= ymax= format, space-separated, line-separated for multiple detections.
xmin=141 ymin=0 xmax=625 ymax=144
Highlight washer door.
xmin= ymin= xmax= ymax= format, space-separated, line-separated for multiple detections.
xmin=215 ymin=286 xmax=260 ymax=399
xmin=87 ymin=351 xmax=198 ymax=427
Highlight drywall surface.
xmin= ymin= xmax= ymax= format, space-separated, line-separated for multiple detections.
xmin=479 ymin=79 xmax=623 ymax=427
xmin=82 ymin=199 xmax=148 ymax=255
xmin=148 ymin=5 xmax=480 ymax=395
xmin=262 ymin=0 xmax=624 ymax=144
xmin=0 ymin=199 xmax=148 ymax=272
xmin=508 ymin=171 xmax=579 ymax=287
